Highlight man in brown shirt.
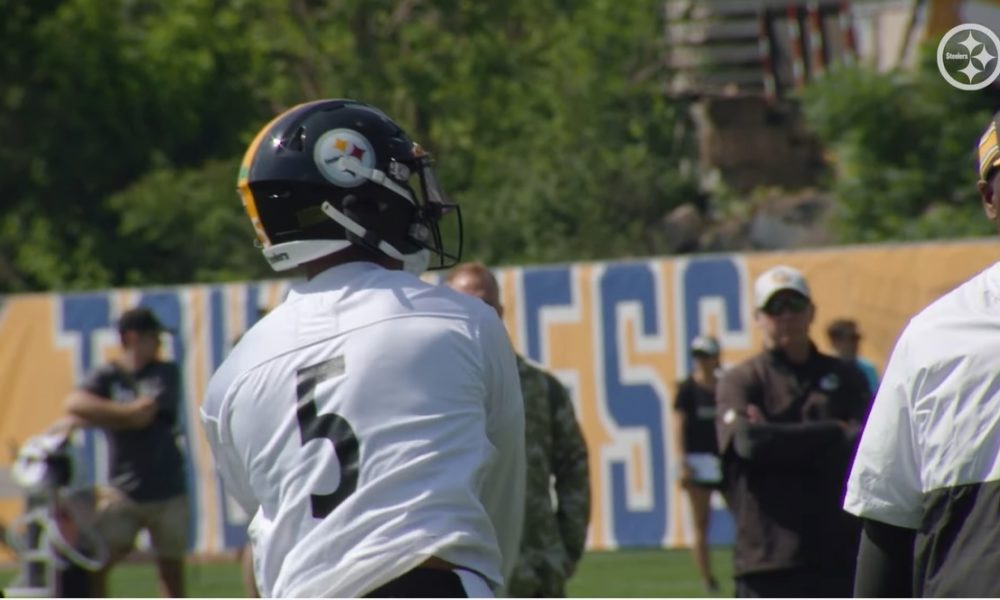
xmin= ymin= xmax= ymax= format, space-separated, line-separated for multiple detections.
xmin=716 ymin=265 xmax=869 ymax=598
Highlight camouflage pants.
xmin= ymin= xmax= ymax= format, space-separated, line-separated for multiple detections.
xmin=507 ymin=563 xmax=568 ymax=598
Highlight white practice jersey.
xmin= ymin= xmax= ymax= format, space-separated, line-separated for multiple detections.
xmin=844 ymin=261 xmax=1000 ymax=527
xmin=201 ymin=262 xmax=525 ymax=597
xmin=843 ymin=261 xmax=1000 ymax=596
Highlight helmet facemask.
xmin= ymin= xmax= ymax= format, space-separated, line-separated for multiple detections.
xmin=404 ymin=151 xmax=463 ymax=270
xmin=320 ymin=148 xmax=462 ymax=271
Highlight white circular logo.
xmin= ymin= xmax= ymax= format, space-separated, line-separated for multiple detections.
xmin=314 ymin=128 xmax=376 ymax=187
xmin=937 ymin=23 xmax=1000 ymax=91
xmin=819 ymin=373 xmax=840 ymax=392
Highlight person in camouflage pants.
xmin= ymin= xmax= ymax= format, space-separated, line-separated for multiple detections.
xmin=446 ymin=263 xmax=591 ymax=598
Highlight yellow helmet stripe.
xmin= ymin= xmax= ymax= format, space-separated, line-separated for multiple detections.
xmin=237 ymin=101 xmax=322 ymax=247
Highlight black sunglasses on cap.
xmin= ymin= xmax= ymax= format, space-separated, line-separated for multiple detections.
xmin=762 ymin=295 xmax=810 ymax=316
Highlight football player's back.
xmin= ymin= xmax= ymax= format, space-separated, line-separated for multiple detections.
xmin=201 ymin=99 xmax=524 ymax=597
xmin=204 ymin=264 xmax=523 ymax=597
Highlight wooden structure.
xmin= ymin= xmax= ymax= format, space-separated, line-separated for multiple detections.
xmin=664 ymin=0 xmax=858 ymax=99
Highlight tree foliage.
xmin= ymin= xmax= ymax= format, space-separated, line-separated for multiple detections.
xmin=0 ymin=0 xmax=697 ymax=293
xmin=0 ymin=0 xmax=261 ymax=291
xmin=799 ymin=43 xmax=998 ymax=243
xmin=9 ymin=2 xmax=992 ymax=295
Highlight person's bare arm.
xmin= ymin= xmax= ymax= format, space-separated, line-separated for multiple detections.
xmin=46 ymin=414 xmax=90 ymax=434
xmin=855 ymin=518 xmax=915 ymax=597
xmin=65 ymin=390 xmax=157 ymax=430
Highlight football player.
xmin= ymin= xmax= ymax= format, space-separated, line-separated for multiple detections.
xmin=201 ymin=99 xmax=525 ymax=597
xmin=844 ymin=110 xmax=1000 ymax=597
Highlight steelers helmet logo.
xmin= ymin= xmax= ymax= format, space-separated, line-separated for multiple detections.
xmin=314 ymin=128 xmax=376 ymax=187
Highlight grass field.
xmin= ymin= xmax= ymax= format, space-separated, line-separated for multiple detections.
xmin=0 ymin=548 xmax=734 ymax=597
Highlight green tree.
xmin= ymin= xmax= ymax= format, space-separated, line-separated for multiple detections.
xmin=1 ymin=0 xmax=697 ymax=293
xmin=800 ymin=43 xmax=997 ymax=243
xmin=225 ymin=0 xmax=696 ymax=264
xmin=0 ymin=0 xmax=261 ymax=291
xmin=106 ymin=159 xmax=273 ymax=285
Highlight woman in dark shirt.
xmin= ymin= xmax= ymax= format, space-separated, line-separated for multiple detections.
xmin=671 ymin=335 xmax=723 ymax=594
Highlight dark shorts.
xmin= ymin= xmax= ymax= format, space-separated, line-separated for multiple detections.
xmin=365 ymin=567 xmax=492 ymax=598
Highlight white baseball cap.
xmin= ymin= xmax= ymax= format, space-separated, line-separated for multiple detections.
xmin=690 ymin=335 xmax=720 ymax=356
xmin=754 ymin=265 xmax=811 ymax=309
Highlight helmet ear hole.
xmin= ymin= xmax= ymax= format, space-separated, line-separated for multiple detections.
xmin=341 ymin=193 xmax=380 ymax=222
xmin=342 ymin=194 xmax=360 ymax=211
xmin=409 ymin=223 xmax=431 ymax=244
xmin=341 ymin=194 xmax=376 ymax=236
xmin=338 ymin=190 xmax=413 ymax=255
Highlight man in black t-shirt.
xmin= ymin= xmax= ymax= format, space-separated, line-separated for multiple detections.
xmin=65 ymin=307 xmax=188 ymax=597
xmin=716 ymin=266 xmax=868 ymax=598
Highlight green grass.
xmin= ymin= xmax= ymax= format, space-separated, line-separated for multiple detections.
xmin=568 ymin=548 xmax=733 ymax=597
xmin=0 ymin=548 xmax=733 ymax=597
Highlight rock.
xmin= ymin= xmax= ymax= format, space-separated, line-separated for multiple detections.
xmin=694 ymin=188 xmax=837 ymax=252
xmin=657 ymin=203 xmax=705 ymax=253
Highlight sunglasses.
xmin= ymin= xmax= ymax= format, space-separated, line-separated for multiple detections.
xmin=833 ymin=333 xmax=861 ymax=342
xmin=762 ymin=295 xmax=810 ymax=316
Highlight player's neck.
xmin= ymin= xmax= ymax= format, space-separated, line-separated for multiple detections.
xmin=303 ymin=246 xmax=402 ymax=280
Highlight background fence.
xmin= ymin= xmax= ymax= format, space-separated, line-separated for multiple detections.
xmin=2 ymin=239 xmax=999 ymax=559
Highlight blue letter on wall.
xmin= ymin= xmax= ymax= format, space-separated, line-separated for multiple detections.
xmin=681 ymin=257 xmax=744 ymax=375
xmin=60 ymin=294 xmax=112 ymax=488
xmin=680 ymin=257 xmax=743 ymax=546
xmin=522 ymin=267 xmax=572 ymax=363
xmin=600 ymin=263 xmax=666 ymax=547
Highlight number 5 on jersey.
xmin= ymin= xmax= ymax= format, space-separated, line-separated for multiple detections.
xmin=295 ymin=356 xmax=359 ymax=519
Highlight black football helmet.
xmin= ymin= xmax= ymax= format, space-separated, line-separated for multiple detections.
xmin=237 ymin=99 xmax=462 ymax=271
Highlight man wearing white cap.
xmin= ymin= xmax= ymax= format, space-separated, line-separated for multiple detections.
xmin=715 ymin=265 xmax=870 ymax=598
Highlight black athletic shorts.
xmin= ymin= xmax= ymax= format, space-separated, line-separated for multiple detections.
xmin=365 ymin=567 xmax=491 ymax=598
